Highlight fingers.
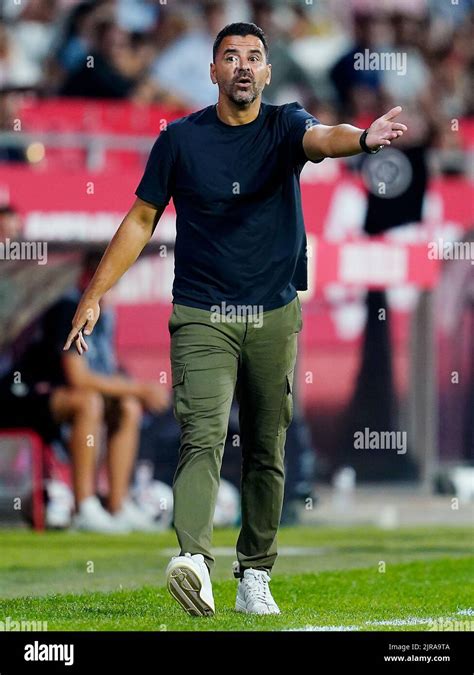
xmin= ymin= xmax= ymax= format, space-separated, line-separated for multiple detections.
xmin=383 ymin=129 xmax=405 ymax=142
xmin=379 ymin=132 xmax=402 ymax=146
xmin=63 ymin=325 xmax=89 ymax=353
xmin=63 ymin=326 xmax=79 ymax=351
xmin=83 ymin=316 xmax=96 ymax=336
xmin=392 ymin=122 xmax=407 ymax=132
xmin=383 ymin=105 xmax=402 ymax=121
xmin=371 ymin=126 xmax=406 ymax=148
xmin=63 ymin=302 xmax=98 ymax=351
xmin=75 ymin=330 xmax=89 ymax=355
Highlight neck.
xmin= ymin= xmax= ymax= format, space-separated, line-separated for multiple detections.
xmin=216 ymin=95 xmax=261 ymax=126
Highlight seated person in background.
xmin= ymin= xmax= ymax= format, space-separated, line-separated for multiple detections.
xmin=0 ymin=251 xmax=169 ymax=532
xmin=0 ymin=204 xmax=23 ymax=240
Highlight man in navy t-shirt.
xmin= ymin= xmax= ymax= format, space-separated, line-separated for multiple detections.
xmin=64 ymin=22 xmax=407 ymax=617
xmin=135 ymin=99 xmax=317 ymax=311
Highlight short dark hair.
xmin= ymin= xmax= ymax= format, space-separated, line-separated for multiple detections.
xmin=212 ymin=22 xmax=269 ymax=62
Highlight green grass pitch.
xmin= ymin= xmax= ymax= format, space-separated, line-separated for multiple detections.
xmin=0 ymin=525 xmax=472 ymax=631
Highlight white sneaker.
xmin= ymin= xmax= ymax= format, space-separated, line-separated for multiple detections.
xmin=235 ymin=566 xmax=281 ymax=615
xmin=72 ymin=496 xmax=131 ymax=534
xmin=45 ymin=480 xmax=74 ymax=529
xmin=112 ymin=498 xmax=158 ymax=532
xmin=166 ymin=553 xmax=215 ymax=616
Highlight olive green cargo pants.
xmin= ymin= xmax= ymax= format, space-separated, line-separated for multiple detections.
xmin=168 ymin=295 xmax=302 ymax=577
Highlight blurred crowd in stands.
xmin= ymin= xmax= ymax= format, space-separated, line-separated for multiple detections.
xmin=0 ymin=0 xmax=471 ymax=133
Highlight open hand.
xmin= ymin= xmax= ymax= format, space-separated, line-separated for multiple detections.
xmin=366 ymin=106 xmax=407 ymax=150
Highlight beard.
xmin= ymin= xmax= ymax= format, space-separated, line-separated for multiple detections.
xmin=224 ymin=80 xmax=260 ymax=107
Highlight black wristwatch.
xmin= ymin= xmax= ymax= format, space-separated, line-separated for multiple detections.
xmin=359 ymin=128 xmax=383 ymax=154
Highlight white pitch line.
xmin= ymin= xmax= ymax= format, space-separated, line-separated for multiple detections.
xmin=286 ymin=611 xmax=474 ymax=632
xmin=287 ymin=625 xmax=360 ymax=632
xmin=367 ymin=617 xmax=437 ymax=626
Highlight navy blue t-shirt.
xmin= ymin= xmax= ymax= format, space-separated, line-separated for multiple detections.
xmin=135 ymin=101 xmax=321 ymax=311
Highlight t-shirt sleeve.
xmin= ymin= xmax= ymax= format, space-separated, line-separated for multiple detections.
xmin=285 ymin=102 xmax=322 ymax=165
xmin=135 ymin=129 xmax=175 ymax=207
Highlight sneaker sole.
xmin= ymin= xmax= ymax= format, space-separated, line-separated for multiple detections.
xmin=167 ymin=563 xmax=215 ymax=617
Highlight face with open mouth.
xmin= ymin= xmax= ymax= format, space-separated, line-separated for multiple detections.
xmin=231 ymin=73 xmax=258 ymax=104
xmin=211 ymin=35 xmax=271 ymax=108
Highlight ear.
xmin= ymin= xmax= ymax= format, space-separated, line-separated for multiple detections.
xmin=210 ymin=62 xmax=217 ymax=85
xmin=265 ymin=63 xmax=272 ymax=86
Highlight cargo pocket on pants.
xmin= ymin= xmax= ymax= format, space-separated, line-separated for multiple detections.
xmin=171 ymin=362 xmax=187 ymax=422
xmin=277 ymin=369 xmax=294 ymax=436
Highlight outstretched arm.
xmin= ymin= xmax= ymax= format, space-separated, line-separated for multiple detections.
xmin=303 ymin=106 xmax=407 ymax=161
xmin=63 ymin=197 xmax=165 ymax=354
